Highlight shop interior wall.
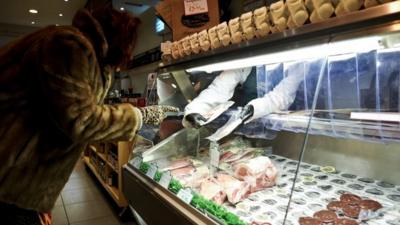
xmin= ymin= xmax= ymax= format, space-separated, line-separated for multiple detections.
xmin=0 ymin=23 xmax=38 ymax=46
xmin=268 ymin=131 xmax=400 ymax=185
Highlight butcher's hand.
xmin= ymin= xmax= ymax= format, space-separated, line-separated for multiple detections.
xmin=239 ymin=104 xmax=254 ymax=123
xmin=139 ymin=105 xmax=179 ymax=125
xmin=185 ymin=113 xmax=207 ymax=129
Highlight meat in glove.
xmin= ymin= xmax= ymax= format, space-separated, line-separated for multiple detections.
xmin=139 ymin=105 xmax=179 ymax=125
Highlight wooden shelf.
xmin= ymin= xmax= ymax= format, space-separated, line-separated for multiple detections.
xmin=89 ymin=145 xmax=118 ymax=173
xmin=83 ymin=141 xmax=133 ymax=208
xmin=83 ymin=156 xmax=125 ymax=207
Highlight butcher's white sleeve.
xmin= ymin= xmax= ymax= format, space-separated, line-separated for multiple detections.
xmin=246 ymin=72 xmax=304 ymax=121
xmin=183 ymin=67 xmax=252 ymax=127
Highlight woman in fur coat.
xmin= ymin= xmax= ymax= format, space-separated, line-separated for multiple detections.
xmin=0 ymin=5 xmax=176 ymax=224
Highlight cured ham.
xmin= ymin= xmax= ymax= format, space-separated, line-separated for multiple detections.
xmin=233 ymin=156 xmax=278 ymax=192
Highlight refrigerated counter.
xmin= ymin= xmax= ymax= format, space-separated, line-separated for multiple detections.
xmin=123 ymin=2 xmax=400 ymax=225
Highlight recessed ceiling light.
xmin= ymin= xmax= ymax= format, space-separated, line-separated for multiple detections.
xmin=120 ymin=7 xmax=125 ymax=11
xmin=64 ymin=0 xmax=68 ymax=1
xmin=31 ymin=21 xmax=36 ymax=24
xmin=59 ymin=13 xmax=63 ymax=17
xmin=56 ymin=24 xmax=59 ymax=26
xmin=29 ymin=9 xmax=38 ymax=14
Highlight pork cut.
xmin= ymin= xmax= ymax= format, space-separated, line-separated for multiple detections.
xmin=233 ymin=156 xmax=278 ymax=192
xmin=199 ymin=178 xmax=226 ymax=205
xmin=216 ymin=173 xmax=250 ymax=204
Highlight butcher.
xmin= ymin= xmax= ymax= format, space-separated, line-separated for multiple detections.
xmin=182 ymin=66 xmax=304 ymax=129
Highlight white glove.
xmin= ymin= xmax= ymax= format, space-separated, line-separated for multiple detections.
xmin=246 ymin=73 xmax=304 ymax=122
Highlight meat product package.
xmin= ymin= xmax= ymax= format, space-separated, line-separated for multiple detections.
xmin=199 ymin=178 xmax=226 ymax=205
xmin=233 ymin=156 xmax=278 ymax=192
xmin=216 ymin=173 xmax=250 ymax=204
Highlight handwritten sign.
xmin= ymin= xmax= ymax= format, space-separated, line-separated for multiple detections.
xmin=146 ymin=163 xmax=158 ymax=179
xmin=184 ymin=0 xmax=208 ymax=16
xmin=132 ymin=157 xmax=142 ymax=169
xmin=177 ymin=188 xmax=194 ymax=204
xmin=159 ymin=171 xmax=172 ymax=188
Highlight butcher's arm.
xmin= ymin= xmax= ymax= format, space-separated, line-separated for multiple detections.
xmin=183 ymin=67 xmax=251 ymax=126
xmin=247 ymin=72 xmax=304 ymax=121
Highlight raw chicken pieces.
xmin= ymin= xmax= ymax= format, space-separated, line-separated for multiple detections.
xmin=234 ymin=156 xmax=278 ymax=192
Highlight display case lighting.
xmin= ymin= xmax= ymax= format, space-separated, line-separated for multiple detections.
xmin=186 ymin=37 xmax=382 ymax=73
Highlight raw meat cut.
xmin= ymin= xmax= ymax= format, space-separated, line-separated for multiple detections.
xmin=179 ymin=165 xmax=210 ymax=189
xmin=216 ymin=173 xmax=250 ymax=204
xmin=233 ymin=156 xmax=278 ymax=192
xmin=160 ymin=158 xmax=192 ymax=172
xmin=199 ymin=178 xmax=226 ymax=205
xmin=222 ymin=148 xmax=258 ymax=164
xmin=170 ymin=166 xmax=195 ymax=177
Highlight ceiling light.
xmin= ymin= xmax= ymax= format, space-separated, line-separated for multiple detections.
xmin=59 ymin=13 xmax=63 ymax=17
xmin=31 ymin=21 xmax=36 ymax=25
xmin=64 ymin=0 xmax=68 ymax=1
xmin=29 ymin=9 xmax=38 ymax=14
xmin=120 ymin=7 xmax=125 ymax=11
xmin=55 ymin=24 xmax=59 ymax=26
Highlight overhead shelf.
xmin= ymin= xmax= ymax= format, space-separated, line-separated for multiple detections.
xmin=159 ymin=1 xmax=400 ymax=73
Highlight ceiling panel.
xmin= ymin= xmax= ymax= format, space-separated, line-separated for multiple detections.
xmin=0 ymin=0 xmax=86 ymax=27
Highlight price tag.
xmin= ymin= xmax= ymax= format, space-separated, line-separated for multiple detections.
xmin=159 ymin=171 xmax=172 ymax=188
xmin=210 ymin=141 xmax=220 ymax=167
xmin=184 ymin=0 xmax=208 ymax=16
xmin=177 ymin=188 xmax=193 ymax=204
xmin=132 ymin=157 xmax=142 ymax=169
xmin=146 ymin=163 xmax=158 ymax=179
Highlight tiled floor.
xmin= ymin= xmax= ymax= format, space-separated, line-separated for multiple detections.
xmin=52 ymin=160 xmax=137 ymax=225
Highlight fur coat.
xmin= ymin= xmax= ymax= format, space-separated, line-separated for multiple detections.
xmin=0 ymin=9 xmax=142 ymax=212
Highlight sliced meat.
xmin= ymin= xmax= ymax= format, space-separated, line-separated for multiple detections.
xmin=216 ymin=173 xmax=250 ymax=204
xmin=327 ymin=201 xmax=345 ymax=211
xmin=199 ymin=179 xmax=226 ymax=205
xmin=313 ymin=210 xmax=337 ymax=224
xmin=160 ymin=158 xmax=192 ymax=172
xmin=170 ymin=166 xmax=195 ymax=177
xmin=342 ymin=203 xmax=361 ymax=219
xmin=234 ymin=156 xmax=278 ymax=192
xmin=223 ymin=148 xmax=257 ymax=164
xmin=340 ymin=194 xmax=361 ymax=204
xmin=336 ymin=218 xmax=359 ymax=225
xmin=299 ymin=217 xmax=322 ymax=225
xmin=359 ymin=199 xmax=382 ymax=211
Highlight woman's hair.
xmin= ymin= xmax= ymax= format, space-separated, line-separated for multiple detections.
xmin=91 ymin=6 xmax=141 ymax=69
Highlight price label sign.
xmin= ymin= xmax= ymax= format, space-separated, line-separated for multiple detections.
xmin=177 ymin=188 xmax=194 ymax=204
xmin=159 ymin=171 xmax=172 ymax=188
xmin=146 ymin=163 xmax=158 ymax=179
xmin=184 ymin=0 xmax=208 ymax=16
xmin=132 ymin=157 xmax=142 ymax=169
xmin=210 ymin=141 xmax=220 ymax=167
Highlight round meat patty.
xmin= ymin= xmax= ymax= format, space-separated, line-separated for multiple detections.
xmin=313 ymin=210 xmax=337 ymax=223
xmin=327 ymin=201 xmax=345 ymax=211
xmin=359 ymin=199 xmax=382 ymax=211
xmin=342 ymin=204 xmax=361 ymax=218
xmin=299 ymin=217 xmax=322 ymax=225
xmin=340 ymin=194 xmax=361 ymax=204
xmin=336 ymin=218 xmax=359 ymax=225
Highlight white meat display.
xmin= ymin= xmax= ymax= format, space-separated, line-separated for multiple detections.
xmin=216 ymin=173 xmax=250 ymax=204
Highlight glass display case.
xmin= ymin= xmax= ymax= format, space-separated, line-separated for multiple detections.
xmin=123 ymin=2 xmax=400 ymax=225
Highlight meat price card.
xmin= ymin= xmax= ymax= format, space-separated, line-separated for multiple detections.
xmin=177 ymin=188 xmax=194 ymax=204
xmin=159 ymin=171 xmax=172 ymax=189
xmin=132 ymin=157 xmax=142 ymax=169
xmin=146 ymin=163 xmax=158 ymax=179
